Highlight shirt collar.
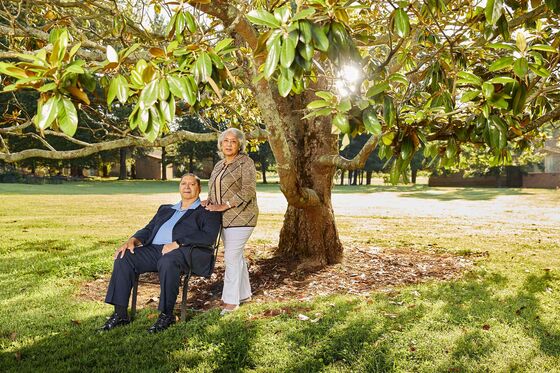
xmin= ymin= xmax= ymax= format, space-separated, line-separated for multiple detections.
xmin=172 ymin=198 xmax=201 ymax=211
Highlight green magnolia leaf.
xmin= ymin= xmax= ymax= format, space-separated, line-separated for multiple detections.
xmin=394 ymin=8 xmax=410 ymax=38
xmin=488 ymin=76 xmax=516 ymax=84
xmin=512 ymin=82 xmax=527 ymax=115
xmin=159 ymin=79 xmax=170 ymax=101
xmin=184 ymin=11 xmax=197 ymax=33
xmin=246 ymin=9 xmax=281 ymax=28
xmin=36 ymin=95 xmax=59 ymax=130
xmin=362 ymin=108 xmax=381 ymax=135
xmin=482 ymin=82 xmax=494 ymax=98
xmin=65 ymin=64 xmax=84 ymax=74
xmin=138 ymin=108 xmax=150 ymax=132
xmin=401 ymin=137 xmax=413 ymax=160
xmin=183 ymin=75 xmax=197 ymax=106
xmin=297 ymin=42 xmax=314 ymax=61
xmin=159 ymin=99 xmax=172 ymax=122
xmin=497 ymin=14 xmax=510 ymax=40
xmin=138 ymin=79 xmax=159 ymax=109
xmin=489 ymin=56 xmax=514 ymax=71
xmin=168 ymin=96 xmax=176 ymax=121
xmin=529 ymin=44 xmax=558 ymax=53
xmin=382 ymin=131 xmax=395 ymax=146
xmin=167 ymin=75 xmax=187 ymax=100
xmin=383 ymin=96 xmax=396 ymax=127
xmin=338 ymin=98 xmax=352 ymax=113
xmin=457 ymin=71 xmax=482 ymax=86
xmin=516 ymin=31 xmax=527 ymax=53
xmin=175 ymin=12 xmax=186 ymax=36
xmin=57 ymin=96 xmax=78 ymax=136
xmin=485 ymin=0 xmax=503 ymax=25
xmin=513 ymin=57 xmax=528 ymax=78
xmin=274 ymin=6 xmax=290 ymax=23
xmin=315 ymin=91 xmax=334 ymax=101
xmin=529 ymin=63 xmax=551 ymax=78
xmin=307 ymin=100 xmax=330 ymax=109
xmin=299 ymin=21 xmax=312 ymax=43
xmin=49 ymin=29 xmax=69 ymax=66
xmin=214 ymin=38 xmax=234 ymax=53
xmin=115 ymin=75 xmax=129 ymax=104
xmin=193 ymin=53 xmax=212 ymax=83
xmin=333 ymin=113 xmax=350 ymax=133
xmin=292 ymin=8 xmax=315 ymax=22
xmin=460 ymin=90 xmax=480 ymax=102
xmin=38 ymin=83 xmax=57 ymax=93
xmin=366 ymin=82 xmax=390 ymax=97
xmin=488 ymin=43 xmax=515 ymax=50
xmin=311 ymin=24 xmax=329 ymax=52
xmin=264 ymin=37 xmax=281 ymax=79
xmin=388 ymin=73 xmax=408 ymax=86
xmin=128 ymin=105 xmax=139 ymax=130
xmin=280 ymin=33 xmax=297 ymax=68
xmin=68 ymin=43 xmax=81 ymax=60
xmin=277 ymin=70 xmax=293 ymax=97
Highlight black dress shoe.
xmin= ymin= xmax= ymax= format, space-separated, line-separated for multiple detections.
xmin=147 ymin=313 xmax=175 ymax=333
xmin=100 ymin=313 xmax=130 ymax=331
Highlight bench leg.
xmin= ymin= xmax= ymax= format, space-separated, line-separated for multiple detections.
xmin=181 ymin=273 xmax=191 ymax=322
xmin=131 ymin=274 xmax=139 ymax=320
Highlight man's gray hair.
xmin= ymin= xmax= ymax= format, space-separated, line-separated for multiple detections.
xmin=217 ymin=127 xmax=246 ymax=158
xmin=181 ymin=173 xmax=201 ymax=188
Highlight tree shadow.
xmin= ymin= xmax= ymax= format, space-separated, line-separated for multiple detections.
xmin=398 ymin=188 xmax=531 ymax=201
xmin=0 ymin=308 xmax=259 ymax=372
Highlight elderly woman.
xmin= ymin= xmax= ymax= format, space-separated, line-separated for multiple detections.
xmin=204 ymin=128 xmax=258 ymax=315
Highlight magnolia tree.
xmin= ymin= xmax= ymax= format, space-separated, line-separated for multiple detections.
xmin=0 ymin=0 xmax=559 ymax=268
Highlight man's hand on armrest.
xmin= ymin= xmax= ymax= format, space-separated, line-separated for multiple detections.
xmin=114 ymin=237 xmax=142 ymax=259
xmin=161 ymin=241 xmax=179 ymax=256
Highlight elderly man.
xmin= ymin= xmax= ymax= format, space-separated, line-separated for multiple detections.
xmin=101 ymin=174 xmax=221 ymax=333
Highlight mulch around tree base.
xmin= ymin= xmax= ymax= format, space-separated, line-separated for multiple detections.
xmin=80 ymin=245 xmax=473 ymax=313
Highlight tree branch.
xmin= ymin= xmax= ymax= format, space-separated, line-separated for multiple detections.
xmin=0 ymin=130 xmax=217 ymax=163
xmin=316 ymin=134 xmax=380 ymax=170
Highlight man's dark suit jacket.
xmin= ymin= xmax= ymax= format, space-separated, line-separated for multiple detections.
xmin=133 ymin=204 xmax=221 ymax=248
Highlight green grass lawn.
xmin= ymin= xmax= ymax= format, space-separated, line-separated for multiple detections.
xmin=0 ymin=181 xmax=559 ymax=372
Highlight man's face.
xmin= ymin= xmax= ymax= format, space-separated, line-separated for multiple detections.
xmin=179 ymin=176 xmax=200 ymax=200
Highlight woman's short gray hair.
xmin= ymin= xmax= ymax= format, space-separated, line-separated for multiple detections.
xmin=217 ymin=127 xmax=246 ymax=157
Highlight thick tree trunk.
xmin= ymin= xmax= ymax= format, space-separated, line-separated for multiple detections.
xmin=340 ymin=170 xmax=345 ymax=185
xmin=411 ymin=168 xmax=418 ymax=184
xmin=276 ymin=107 xmax=343 ymax=268
xmin=118 ymin=148 xmax=127 ymax=180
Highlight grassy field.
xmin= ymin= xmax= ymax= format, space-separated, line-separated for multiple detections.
xmin=0 ymin=180 xmax=559 ymax=372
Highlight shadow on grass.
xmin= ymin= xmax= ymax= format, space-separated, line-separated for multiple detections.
xmin=0 ymin=309 xmax=259 ymax=372
xmin=0 ymin=181 xmax=283 ymax=196
xmin=398 ymin=188 xmax=531 ymax=201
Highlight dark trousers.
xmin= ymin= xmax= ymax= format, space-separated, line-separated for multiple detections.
xmin=104 ymin=245 xmax=190 ymax=314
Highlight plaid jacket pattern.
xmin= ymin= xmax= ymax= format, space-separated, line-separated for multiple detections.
xmin=208 ymin=153 xmax=258 ymax=228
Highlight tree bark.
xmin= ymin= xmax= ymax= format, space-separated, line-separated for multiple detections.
xmin=276 ymin=111 xmax=343 ymax=268
xmin=261 ymin=161 xmax=267 ymax=184
xmin=411 ymin=168 xmax=418 ymax=184
xmin=161 ymin=147 xmax=167 ymax=181
xmin=340 ymin=170 xmax=345 ymax=185
xmin=366 ymin=170 xmax=373 ymax=185
xmin=119 ymin=148 xmax=127 ymax=180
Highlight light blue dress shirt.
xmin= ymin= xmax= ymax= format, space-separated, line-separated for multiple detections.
xmin=151 ymin=199 xmax=201 ymax=245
